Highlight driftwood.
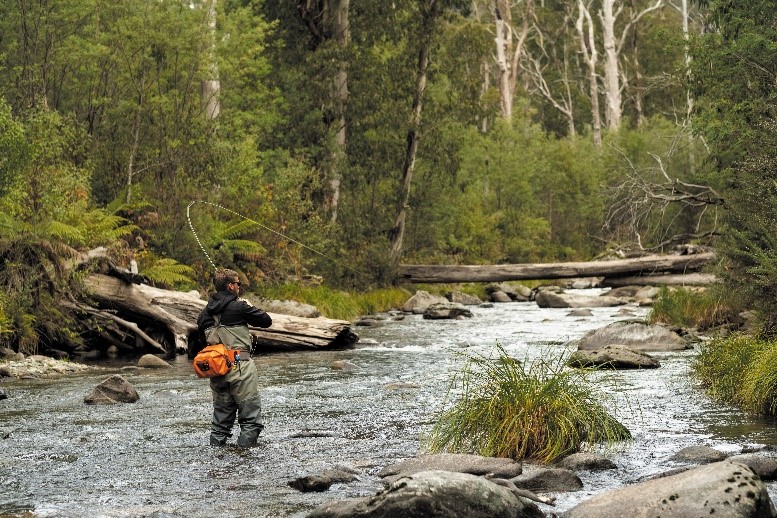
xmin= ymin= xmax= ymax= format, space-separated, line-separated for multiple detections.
xmin=398 ymin=252 xmax=716 ymax=284
xmin=82 ymin=274 xmax=358 ymax=355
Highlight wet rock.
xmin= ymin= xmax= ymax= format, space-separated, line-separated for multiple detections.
xmin=557 ymin=452 xmax=617 ymax=471
xmin=566 ymin=461 xmax=776 ymax=518
xmin=567 ymin=345 xmax=660 ymax=369
xmin=307 ymin=470 xmax=543 ymax=518
xmin=331 ymin=360 xmax=359 ymax=371
xmin=138 ymin=354 xmax=171 ymax=369
xmin=378 ymin=453 xmax=522 ymax=482
xmin=288 ymin=467 xmax=358 ymax=492
xmin=536 ymin=291 xmax=627 ymax=308
xmin=486 ymin=283 xmax=532 ymax=301
xmin=574 ymin=321 xmax=691 ymax=352
xmin=510 ymin=466 xmax=583 ymax=492
xmin=353 ymin=317 xmax=385 ymax=327
xmin=729 ymin=453 xmax=777 ymax=480
xmin=423 ymin=302 xmax=473 ymax=320
xmin=490 ymin=291 xmax=513 ymax=303
xmin=84 ymin=374 xmax=140 ymax=405
xmin=446 ymin=291 xmax=483 ymax=305
xmin=670 ymin=445 xmax=728 ymax=464
xmin=567 ymin=309 xmax=593 ymax=317
xmin=0 ymin=387 xmax=7 ymax=400
xmin=402 ymin=291 xmax=449 ymax=314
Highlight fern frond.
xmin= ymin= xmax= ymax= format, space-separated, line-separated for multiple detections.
xmin=42 ymin=220 xmax=85 ymax=245
xmin=222 ymin=239 xmax=266 ymax=254
xmin=141 ymin=258 xmax=196 ymax=287
xmin=221 ymin=220 xmax=260 ymax=240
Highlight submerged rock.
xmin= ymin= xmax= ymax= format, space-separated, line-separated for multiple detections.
xmin=307 ymin=470 xmax=543 ymax=518
xmin=288 ymin=467 xmax=358 ymax=492
xmin=378 ymin=453 xmax=522 ymax=482
xmin=84 ymin=374 xmax=139 ymax=405
xmin=567 ymin=345 xmax=660 ymax=369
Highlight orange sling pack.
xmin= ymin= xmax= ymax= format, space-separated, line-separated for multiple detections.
xmin=193 ymin=312 xmax=232 ymax=378
xmin=193 ymin=343 xmax=232 ymax=378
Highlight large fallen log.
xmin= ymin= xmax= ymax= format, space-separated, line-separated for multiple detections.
xmin=603 ymin=272 xmax=716 ymax=287
xmin=83 ymin=274 xmax=358 ymax=355
xmin=398 ymin=252 xmax=716 ymax=284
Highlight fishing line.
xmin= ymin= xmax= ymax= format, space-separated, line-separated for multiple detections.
xmin=186 ymin=200 xmax=362 ymax=275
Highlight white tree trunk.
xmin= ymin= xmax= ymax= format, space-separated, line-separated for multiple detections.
xmin=202 ymin=0 xmax=220 ymax=120
xmin=326 ymin=0 xmax=349 ymax=224
xmin=495 ymin=0 xmax=513 ymax=120
xmin=601 ymin=0 xmax=621 ymax=130
xmin=576 ymin=0 xmax=602 ymax=147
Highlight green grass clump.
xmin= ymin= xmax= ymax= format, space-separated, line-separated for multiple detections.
xmin=425 ymin=344 xmax=631 ymax=464
xmin=256 ymin=283 xmax=411 ymax=321
xmin=649 ymin=286 xmax=736 ymax=331
xmin=694 ymin=334 xmax=777 ymax=415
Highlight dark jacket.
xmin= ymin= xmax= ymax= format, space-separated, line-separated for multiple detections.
xmin=198 ymin=291 xmax=272 ymax=330
xmin=191 ymin=291 xmax=272 ymax=356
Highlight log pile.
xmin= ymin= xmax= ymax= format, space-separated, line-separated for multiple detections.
xmin=79 ymin=274 xmax=358 ymax=357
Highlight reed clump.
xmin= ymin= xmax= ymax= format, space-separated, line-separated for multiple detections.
xmin=425 ymin=344 xmax=631 ymax=464
xmin=649 ymin=286 xmax=737 ymax=331
xmin=694 ymin=334 xmax=777 ymax=415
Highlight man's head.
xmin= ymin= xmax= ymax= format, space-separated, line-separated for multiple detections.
xmin=214 ymin=268 xmax=241 ymax=293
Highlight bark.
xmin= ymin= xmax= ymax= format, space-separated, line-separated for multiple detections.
xmin=397 ymin=252 xmax=716 ymax=283
xmin=576 ymin=0 xmax=602 ymax=147
xmin=202 ymin=0 xmax=220 ymax=120
xmin=602 ymin=272 xmax=716 ymax=287
xmin=601 ymin=0 xmax=621 ymax=130
xmin=82 ymin=274 xmax=358 ymax=355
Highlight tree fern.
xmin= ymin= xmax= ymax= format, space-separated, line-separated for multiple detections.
xmin=140 ymin=258 xmax=196 ymax=288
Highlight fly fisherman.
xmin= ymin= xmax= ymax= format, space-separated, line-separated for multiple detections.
xmin=197 ymin=268 xmax=272 ymax=447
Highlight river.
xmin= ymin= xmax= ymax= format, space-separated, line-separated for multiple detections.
xmin=1 ymin=290 xmax=776 ymax=517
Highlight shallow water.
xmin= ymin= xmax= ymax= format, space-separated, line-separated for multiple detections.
xmin=1 ymin=292 xmax=776 ymax=517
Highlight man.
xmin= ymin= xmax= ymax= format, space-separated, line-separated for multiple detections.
xmin=197 ymin=268 xmax=272 ymax=447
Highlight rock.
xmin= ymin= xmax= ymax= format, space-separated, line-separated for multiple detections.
xmin=446 ymin=291 xmax=483 ymax=305
xmin=307 ymin=470 xmax=544 ymax=518
xmin=536 ymin=291 xmax=627 ymax=308
xmin=565 ymin=460 xmax=776 ymax=518
xmin=331 ymin=360 xmax=360 ymax=371
xmin=353 ymin=317 xmax=385 ymax=327
xmin=607 ymin=285 xmax=660 ymax=301
xmin=378 ymin=453 xmax=523 ymax=481
xmin=288 ymin=467 xmax=358 ymax=492
xmin=567 ymin=345 xmax=660 ymax=369
xmin=510 ymin=466 xmax=583 ymax=492
xmin=84 ymin=374 xmax=139 ymax=405
xmin=402 ymin=291 xmax=449 ymax=314
xmin=0 ymin=387 xmax=7 ymax=400
xmin=670 ymin=445 xmax=728 ymax=464
xmin=557 ymin=452 xmax=617 ymax=471
xmin=574 ymin=321 xmax=691 ymax=352
xmin=490 ymin=291 xmax=513 ymax=303
xmin=567 ymin=309 xmax=593 ymax=317
xmin=0 ymin=347 xmax=16 ymax=359
xmin=137 ymin=354 xmax=171 ymax=369
xmin=423 ymin=302 xmax=473 ymax=320
xmin=729 ymin=454 xmax=777 ymax=481
xmin=565 ymin=277 xmax=604 ymax=289
xmin=0 ymin=365 xmax=11 ymax=377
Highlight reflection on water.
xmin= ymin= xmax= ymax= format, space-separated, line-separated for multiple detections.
xmin=1 ymin=293 xmax=776 ymax=517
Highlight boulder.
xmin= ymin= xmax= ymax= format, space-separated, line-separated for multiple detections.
xmin=331 ymin=360 xmax=360 ymax=371
xmin=567 ymin=309 xmax=593 ymax=317
xmin=510 ymin=466 xmax=583 ymax=492
xmin=245 ymin=296 xmax=321 ymax=318
xmin=288 ymin=467 xmax=358 ymax=492
xmin=84 ymin=374 xmax=139 ymax=404
xmin=490 ymin=291 xmax=513 ymax=303
xmin=486 ymin=283 xmax=531 ymax=301
xmin=307 ymin=470 xmax=544 ymax=518
xmin=557 ymin=452 xmax=617 ymax=471
xmin=567 ymin=345 xmax=660 ymax=369
xmin=574 ymin=321 xmax=691 ymax=352
xmin=423 ymin=302 xmax=473 ymax=320
xmin=137 ymin=354 xmax=171 ymax=369
xmin=535 ymin=291 xmax=627 ymax=308
xmin=729 ymin=454 xmax=777 ymax=481
xmin=378 ymin=453 xmax=522 ymax=481
xmin=565 ymin=460 xmax=776 ymax=518
xmin=402 ymin=291 xmax=449 ymax=314
xmin=446 ymin=291 xmax=483 ymax=305
xmin=670 ymin=445 xmax=728 ymax=464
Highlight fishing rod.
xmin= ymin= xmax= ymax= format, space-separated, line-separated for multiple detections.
xmin=186 ymin=200 xmax=363 ymax=276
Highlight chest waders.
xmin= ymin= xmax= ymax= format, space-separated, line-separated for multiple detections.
xmin=205 ymin=313 xmax=264 ymax=447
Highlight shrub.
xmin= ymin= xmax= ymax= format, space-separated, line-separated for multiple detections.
xmin=693 ymin=334 xmax=777 ymax=416
xmin=649 ymin=286 xmax=737 ymax=331
xmin=425 ymin=344 xmax=631 ymax=463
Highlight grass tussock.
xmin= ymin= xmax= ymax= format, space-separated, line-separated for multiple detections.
xmin=257 ymin=283 xmax=411 ymax=321
xmin=649 ymin=286 xmax=737 ymax=331
xmin=425 ymin=344 xmax=631 ymax=464
xmin=694 ymin=334 xmax=777 ymax=415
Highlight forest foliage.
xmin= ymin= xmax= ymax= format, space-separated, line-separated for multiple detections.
xmin=0 ymin=0 xmax=773 ymax=349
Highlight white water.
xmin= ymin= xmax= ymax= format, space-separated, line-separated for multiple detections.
xmin=1 ymin=292 xmax=775 ymax=517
